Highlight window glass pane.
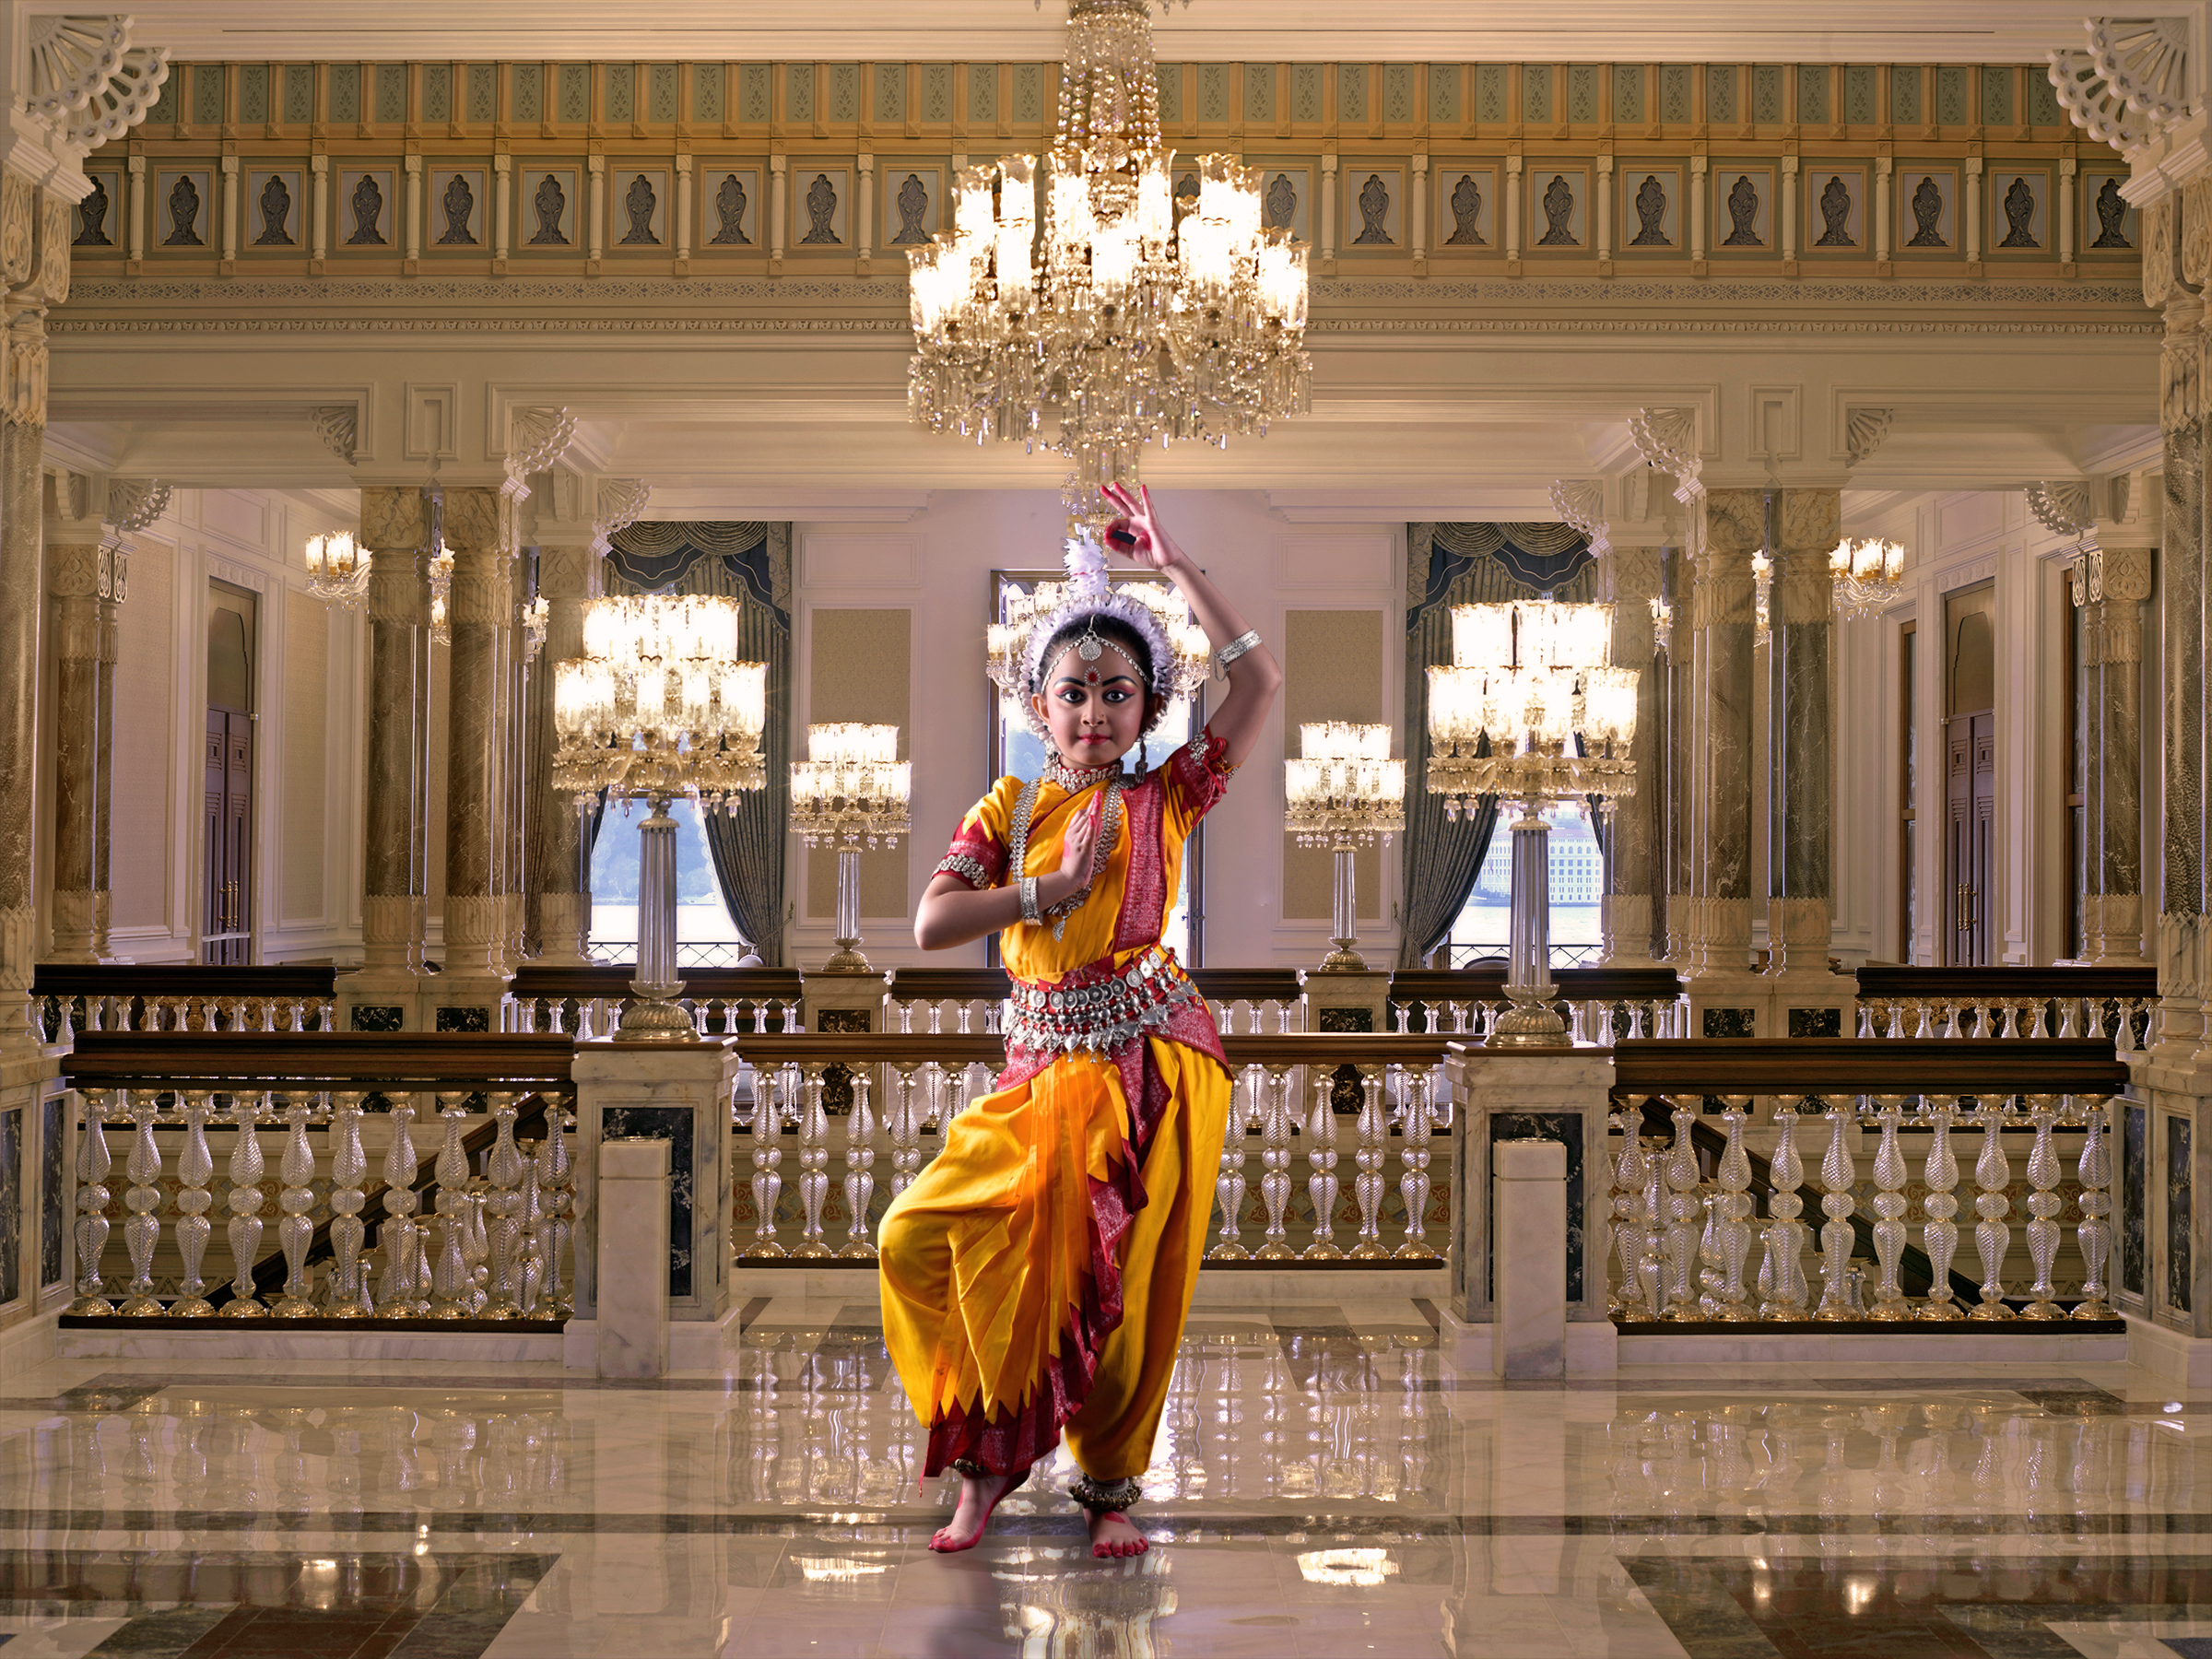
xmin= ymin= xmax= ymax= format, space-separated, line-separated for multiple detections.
xmin=1443 ymin=804 xmax=1602 ymax=968
xmin=587 ymin=794 xmax=748 ymax=965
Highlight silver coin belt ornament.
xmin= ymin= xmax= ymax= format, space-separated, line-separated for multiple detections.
xmin=1005 ymin=943 xmax=1201 ymax=1057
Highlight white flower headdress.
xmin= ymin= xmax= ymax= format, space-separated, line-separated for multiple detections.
xmin=988 ymin=535 xmax=1208 ymax=742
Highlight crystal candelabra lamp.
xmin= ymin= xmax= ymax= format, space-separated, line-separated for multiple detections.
xmin=304 ymin=530 xmax=371 ymax=610
xmin=1751 ymin=550 xmax=1773 ymax=644
xmin=1285 ymin=723 xmax=1405 ymax=972
xmin=1830 ymin=537 xmax=1906 ymax=620
xmin=1649 ymin=594 xmax=1674 ymax=653
xmin=551 ymin=594 xmax=768 ymax=1041
xmin=906 ymin=0 xmax=1311 ymax=510
xmin=1427 ymin=601 xmax=1639 ymax=1048
xmin=790 ymin=724 xmax=912 ymax=974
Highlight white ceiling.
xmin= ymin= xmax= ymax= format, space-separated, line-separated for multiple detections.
xmin=104 ymin=0 xmax=2101 ymax=65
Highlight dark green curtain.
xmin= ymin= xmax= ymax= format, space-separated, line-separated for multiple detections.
xmin=1399 ymin=523 xmax=1598 ymax=968
xmin=605 ymin=523 xmax=794 ymax=965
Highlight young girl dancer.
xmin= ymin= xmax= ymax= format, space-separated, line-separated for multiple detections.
xmin=879 ymin=485 xmax=1281 ymax=1559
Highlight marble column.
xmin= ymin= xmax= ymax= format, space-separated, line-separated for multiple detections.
xmin=1599 ymin=540 xmax=1665 ymax=962
xmin=1766 ymin=488 xmax=1841 ymax=978
xmin=1682 ymin=488 xmax=1763 ymax=981
xmin=439 ymin=485 xmax=520 ymax=997
xmin=2076 ymin=544 xmax=2153 ymax=961
xmin=527 ymin=481 xmax=601 ymax=966
xmin=41 ymin=488 xmax=112 ymax=963
xmin=358 ymin=488 xmax=433 ymax=987
xmin=0 ymin=171 xmax=72 ymax=1041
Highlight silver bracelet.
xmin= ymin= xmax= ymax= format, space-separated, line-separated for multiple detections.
xmin=1019 ymin=876 xmax=1042 ymax=925
xmin=1216 ymin=629 xmax=1262 ymax=677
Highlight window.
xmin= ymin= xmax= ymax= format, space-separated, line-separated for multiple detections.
xmin=991 ymin=571 xmax=1203 ymax=965
xmin=587 ymin=795 xmax=750 ymax=967
xmin=1442 ymin=805 xmax=1605 ymax=968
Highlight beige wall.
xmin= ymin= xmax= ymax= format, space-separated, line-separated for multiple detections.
xmin=280 ymin=588 xmax=327 ymax=924
xmin=110 ymin=540 xmax=173 ymax=934
xmin=805 ymin=607 xmax=912 ymax=923
xmin=1280 ymin=608 xmax=1385 ymax=922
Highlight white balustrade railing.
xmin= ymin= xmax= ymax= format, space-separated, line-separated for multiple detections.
xmin=65 ymin=1088 xmax=577 ymax=1321
xmin=1608 ymin=1090 xmax=2118 ymax=1324
xmin=42 ymin=991 xmax=337 ymax=1041
xmin=1853 ymin=994 xmax=2152 ymax=1051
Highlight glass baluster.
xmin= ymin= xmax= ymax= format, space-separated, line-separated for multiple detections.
xmin=2072 ymin=1092 xmax=2115 ymax=1320
xmin=1349 ymin=1068 xmax=1391 ymax=1259
xmin=324 ymin=1092 xmax=371 ymax=1316
xmin=1255 ymin=1066 xmax=1295 ymax=1259
xmin=272 ymin=1095 xmax=320 ymax=1316
xmin=376 ymin=1099 xmax=426 ymax=1318
xmin=170 ymin=1091 xmax=218 ymax=1317
xmin=1712 ymin=1095 xmax=1755 ymax=1319
xmin=220 ymin=1093 xmax=269 ymax=1318
xmin=840 ymin=1073 xmax=878 ymax=1259
xmin=1394 ymin=1068 xmax=1438 ymax=1260
xmin=1813 ymin=1098 xmax=1859 ymax=1321
xmin=117 ymin=1089 xmax=165 ymax=1317
xmin=1969 ymin=1096 xmax=2017 ymax=1320
xmin=1662 ymin=1100 xmax=1702 ymax=1320
xmin=793 ymin=1067 xmax=833 ymax=1258
xmin=68 ymin=1089 xmax=115 ymax=1316
xmin=484 ymin=1096 xmax=527 ymax=1316
xmin=1759 ymin=1101 xmax=1810 ymax=1319
xmin=1208 ymin=1066 xmax=1254 ymax=1260
xmin=743 ymin=1066 xmax=787 ymax=1259
xmin=1303 ymin=1074 xmax=1344 ymax=1260
xmin=1865 ymin=1094 xmax=1912 ymax=1321
xmin=1917 ymin=1097 xmax=1967 ymax=1321
xmin=2018 ymin=1093 xmax=2065 ymax=1320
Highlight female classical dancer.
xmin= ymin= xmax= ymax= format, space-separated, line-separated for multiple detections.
xmin=880 ymin=485 xmax=1281 ymax=1559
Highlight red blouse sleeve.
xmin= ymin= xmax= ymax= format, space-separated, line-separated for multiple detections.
xmin=1164 ymin=722 xmax=1239 ymax=833
xmin=932 ymin=783 xmax=1015 ymax=889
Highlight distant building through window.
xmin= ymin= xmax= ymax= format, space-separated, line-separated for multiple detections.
xmin=1446 ymin=804 xmax=1604 ymax=966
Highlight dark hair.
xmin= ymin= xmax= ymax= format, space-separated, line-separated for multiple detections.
xmin=1034 ymin=612 xmax=1171 ymax=733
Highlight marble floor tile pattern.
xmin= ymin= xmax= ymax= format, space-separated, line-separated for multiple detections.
xmin=6 ymin=1301 xmax=2212 ymax=1653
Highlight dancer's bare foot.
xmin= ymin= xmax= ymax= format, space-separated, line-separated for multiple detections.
xmin=1087 ymin=1509 xmax=1147 ymax=1559
xmin=929 ymin=1468 xmax=1026 ymax=1554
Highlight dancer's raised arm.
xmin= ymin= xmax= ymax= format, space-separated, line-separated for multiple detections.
xmin=1100 ymin=483 xmax=1282 ymax=770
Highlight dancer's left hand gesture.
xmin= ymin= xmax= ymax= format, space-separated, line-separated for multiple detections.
xmin=1100 ymin=483 xmax=1187 ymax=574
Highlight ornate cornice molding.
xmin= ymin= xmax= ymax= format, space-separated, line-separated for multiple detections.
xmin=1845 ymin=407 xmax=1896 ymax=468
xmin=509 ymin=406 xmax=577 ymax=476
xmin=309 ymin=406 xmax=358 ymax=463
xmin=24 ymin=15 xmax=171 ymax=151
xmin=2048 ymin=17 xmax=2190 ymax=156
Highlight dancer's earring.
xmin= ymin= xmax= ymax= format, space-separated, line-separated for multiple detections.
xmin=1131 ymin=736 xmax=1148 ymax=785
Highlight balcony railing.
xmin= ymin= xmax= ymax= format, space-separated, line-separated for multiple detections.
xmin=33 ymin=963 xmax=339 ymax=1042
xmin=59 ymin=1033 xmax=578 ymax=1326
xmin=1605 ymin=1038 xmax=2130 ymax=1327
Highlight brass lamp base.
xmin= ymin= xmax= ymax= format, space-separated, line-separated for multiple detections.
xmin=818 ymin=938 xmax=874 ymax=974
xmin=615 ymin=986 xmax=700 ymax=1043
xmin=1314 ymin=939 xmax=1369 ymax=973
xmin=1486 ymin=984 xmax=1570 ymax=1049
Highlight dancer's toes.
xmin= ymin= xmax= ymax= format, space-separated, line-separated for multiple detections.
xmin=1087 ymin=1511 xmax=1147 ymax=1559
xmin=929 ymin=1470 xmax=1022 ymax=1555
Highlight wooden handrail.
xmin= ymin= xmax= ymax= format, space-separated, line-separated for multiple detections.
xmin=64 ymin=1032 xmax=577 ymax=1090
xmin=32 ymin=964 xmax=339 ymax=998
xmin=1855 ymin=964 xmax=2158 ymax=1000
xmin=508 ymin=964 xmax=805 ymax=1002
xmin=1390 ymin=966 xmax=1685 ymax=1003
xmin=1609 ymin=1038 xmax=2129 ymax=1100
xmin=1191 ymin=970 xmax=1307 ymax=1003
xmin=726 ymin=1030 xmax=1459 ymax=1069
xmin=886 ymin=968 xmax=1009 ymax=1003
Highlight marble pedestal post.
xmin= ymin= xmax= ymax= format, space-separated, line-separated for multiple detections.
xmin=41 ymin=501 xmax=116 ymax=965
xmin=1679 ymin=488 xmax=1764 ymax=1034
xmin=569 ymin=1040 xmax=738 ymax=1371
xmin=437 ymin=485 xmax=521 ymax=1028
xmin=1492 ymin=1137 xmax=1569 ymax=1379
xmin=1442 ymin=1048 xmax=1616 ymax=1375
xmin=1764 ymin=488 xmax=1854 ymax=1036
xmin=345 ymin=488 xmax=433 ymax=1032
xmin=2075 ymin=545 xmax=2153 ymax=962
xmin=594 ymin=1137 xmax=671 ymax=1379
xmin=1599 ymin=539 xmax=1666 ymax=964
xmin=1301 ymin=970 xmax=1391 ymax=1033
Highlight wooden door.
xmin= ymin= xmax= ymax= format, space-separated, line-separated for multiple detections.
xmin=203 ymin=711 xmax=251 ymax=964
xmin=1946 ymin=712 xmax=1994 ymax=965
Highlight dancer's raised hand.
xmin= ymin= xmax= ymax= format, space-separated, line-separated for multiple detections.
xmin=1100 ymin=482 xmax=1186 ymax=573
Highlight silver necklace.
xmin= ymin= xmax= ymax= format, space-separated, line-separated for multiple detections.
xmin=1010 ymin=773 xmax=1125 ymax=941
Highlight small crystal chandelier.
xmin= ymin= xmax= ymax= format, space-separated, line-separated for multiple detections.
xmin=521 ymin=594 xmax=549 ymax=663
xmin=791 ymin=723 xmax=913 ymax=974
xmin=428 ymin=537 xmax=454 ymax=646
xmin=1830 ymin=537 xmax=1906 ymax=620
xmin=304 ymin=531 xmax=371 ymax=610
xmin=907 ymin=0 xmax=1312 ymax=507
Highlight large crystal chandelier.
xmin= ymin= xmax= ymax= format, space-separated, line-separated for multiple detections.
xmin=906 ymin=0 xmax=1312 ymax=511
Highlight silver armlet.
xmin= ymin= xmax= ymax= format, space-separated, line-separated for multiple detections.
xmin=1019 ymin=876 xmax=1042 ymax=926
xmin=1216 ymin=629 xmax=1262 ymax=677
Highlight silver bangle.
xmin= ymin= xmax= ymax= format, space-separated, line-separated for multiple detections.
xmin=1019 ymin=876 xmax=1042 ymax=925
xmin=1216 ymin=629 xmax=1262 ymax=676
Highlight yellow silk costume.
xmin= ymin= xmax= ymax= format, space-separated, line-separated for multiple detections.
xmin=879 ymin=728 xmax=1236 ymax=1480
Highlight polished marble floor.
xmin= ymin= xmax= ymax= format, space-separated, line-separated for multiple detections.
xmin=3 ymin=1299 xmax=2212 ymax=1655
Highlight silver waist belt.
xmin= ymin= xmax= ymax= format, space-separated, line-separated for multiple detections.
xmin=1005 ymin=945 xmax=1201 ymax=1056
